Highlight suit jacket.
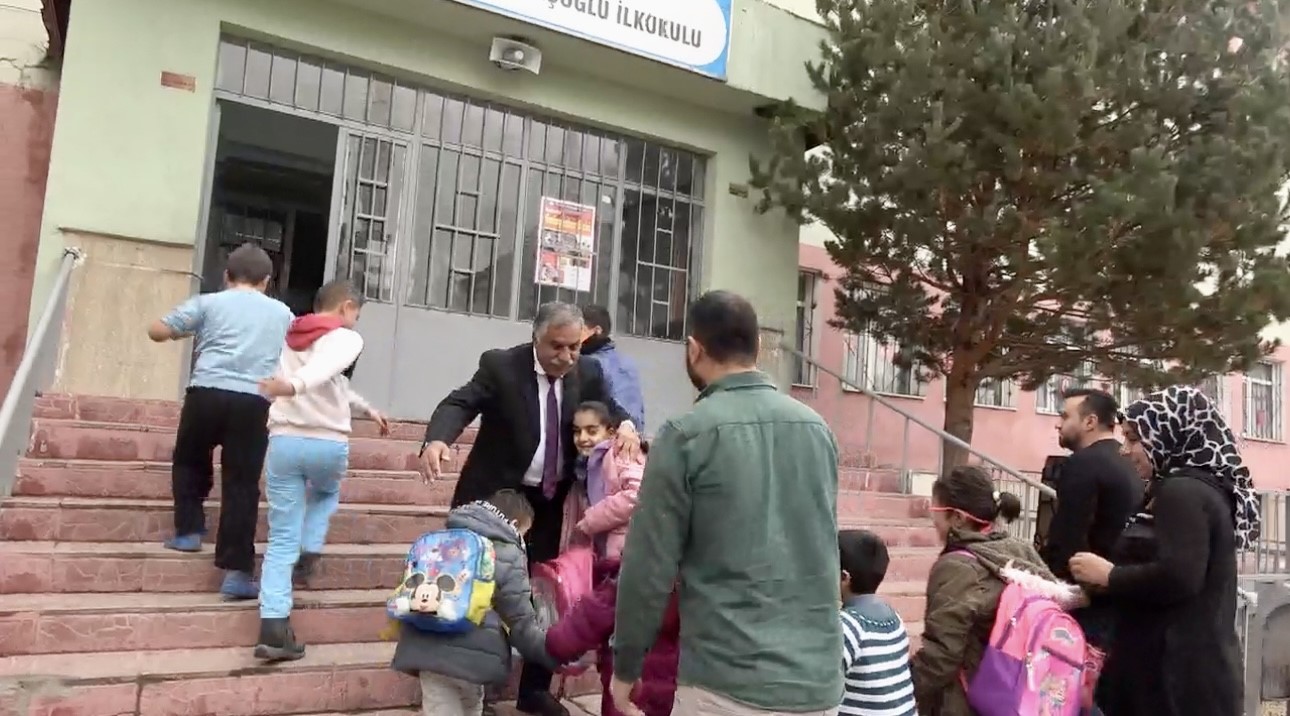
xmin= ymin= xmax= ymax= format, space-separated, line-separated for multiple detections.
xmin=424 ymin=343 xmax=627 ymax=508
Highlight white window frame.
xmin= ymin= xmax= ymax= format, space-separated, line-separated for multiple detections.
xmin=841 ymin=330 xmax=925 ymax=398
xmin=973 ymin=378 xmax=1016 ymax=409
xmin=1198 ymin=374 xmax=1227 ymax=416
xmin=1035 ymin=362 xmax=1096 ymax=415
xmin=1243 ymin=361 xmax=1283 ymax=442
xmin=793 ymin=270 xmax=820 ymax=387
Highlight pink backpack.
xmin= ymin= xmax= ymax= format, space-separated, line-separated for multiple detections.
xmin=531 ymin=545 xmax=595 ymax=676
xmin=949 ymin=551 xmax=1090 ymax=716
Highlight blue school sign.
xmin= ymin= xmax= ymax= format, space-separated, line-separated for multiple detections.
xmin=451 ymin=0 xmax=734 ymax=80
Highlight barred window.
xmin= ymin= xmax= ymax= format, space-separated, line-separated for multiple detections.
xmin=975 ymin=379 xmax=1015 ymax=408
xmin=793 ymin=271 xmax=820 ymax=386
xmin=842 ymin=331 xmax=924 ymax=397
xmin=1035 ymin=362 xmax=1096 ymax=415
xmin=1244 ymin=361 xmax=1283 ymax=441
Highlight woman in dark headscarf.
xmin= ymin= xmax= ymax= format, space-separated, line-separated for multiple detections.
xmin=1069 ymin=385 xmax=1255 ymax=716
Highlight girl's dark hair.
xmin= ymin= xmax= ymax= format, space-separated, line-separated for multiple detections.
xmin=932 ymin=465 xmax=1023 ymax=525
xmin=574 ymin=400 xmax=614 ymax=428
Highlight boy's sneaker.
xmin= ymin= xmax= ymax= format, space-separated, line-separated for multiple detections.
xmin=254 ymin=617 xmax=306 ymax=662
xmin=293 ymin=552 xmax=321 ymax=586
xmin=220 ymin=570 xmax=259 ymax=601
xmin=163 ymin=533 xmax=203 ymax=553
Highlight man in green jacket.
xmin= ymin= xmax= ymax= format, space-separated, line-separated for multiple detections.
xmin=611 ymin=290 xmax=843 ymax=716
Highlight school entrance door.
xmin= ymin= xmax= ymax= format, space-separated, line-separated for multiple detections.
xmin=209 ymin=38 xmax=705 ymax=423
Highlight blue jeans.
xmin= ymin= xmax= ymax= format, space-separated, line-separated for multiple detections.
xmin=259 ymin=435 xmax=349 ymax=619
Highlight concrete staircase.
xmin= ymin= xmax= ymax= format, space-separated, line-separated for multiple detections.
xmin=0 ymin=394 xmax=937 ymax=715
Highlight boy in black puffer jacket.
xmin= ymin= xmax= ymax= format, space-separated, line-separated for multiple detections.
xmin=390 ymin=490 xmax=560 ymax=716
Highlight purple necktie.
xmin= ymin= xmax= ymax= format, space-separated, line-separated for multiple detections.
xmin=542 ymin=374 xmax=560 ymax=499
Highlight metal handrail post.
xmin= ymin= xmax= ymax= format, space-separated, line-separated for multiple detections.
xmin=0 ymin=247 xmax=83 ymax=497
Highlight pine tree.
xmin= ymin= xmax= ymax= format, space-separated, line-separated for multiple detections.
xmin=753 ymin=0 xmax=1290 ymax=468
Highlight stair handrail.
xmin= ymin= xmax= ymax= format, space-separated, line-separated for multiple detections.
xmin=0 ymin=247 xmax=84 ymax=497
xmin=778 ymin=341 xmax=1056 ymax=500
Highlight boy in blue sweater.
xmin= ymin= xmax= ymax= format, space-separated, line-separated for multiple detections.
xmin=147 ymin=243 xmax=293 ymax=600
xmin=839 ymin=529 xmax=917 ymax=716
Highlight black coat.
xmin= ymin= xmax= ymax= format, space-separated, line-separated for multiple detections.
xmin=423 ymin=342 xmax=625 ymax=509
xmin=1098 ymin=468 xmax=1243 ymax=716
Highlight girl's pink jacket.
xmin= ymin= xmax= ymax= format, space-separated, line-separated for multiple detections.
xmin=576 ymin=444 xmax=645 ymax=559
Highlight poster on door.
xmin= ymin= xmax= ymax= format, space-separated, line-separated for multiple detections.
xmin=535 ymin=197 xmax=596 ymax=292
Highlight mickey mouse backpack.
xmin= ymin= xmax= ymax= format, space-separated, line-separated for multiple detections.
xmin=386 ymin=529 xmax=497 ymax=633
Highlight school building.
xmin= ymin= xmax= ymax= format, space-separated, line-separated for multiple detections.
xmin=792 ymin=222 xmax=1290 ymax=491
xmin=24 ymin=0 xmax=825 ymax=425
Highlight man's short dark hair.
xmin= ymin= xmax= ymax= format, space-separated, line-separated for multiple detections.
xmin=1062 ymin=387 xmax=1119 ymax=429
xmin=225 ymin=243 xmax=274 ymax=285
xmin=314 ymin=278 xmax=363 ymax=312
xmin=488 ymin=489 xmax=535 ymax=524
xmin=839 ymin=529 xmax=889 ymax=595
xmin=687 ymin=290 xmax=759 ymax=365
xmin=583 ymin=304 xmax=612 ymax=335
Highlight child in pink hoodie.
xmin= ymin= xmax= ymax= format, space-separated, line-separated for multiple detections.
xmin=569 ymin=401 xmax=645 ymax=559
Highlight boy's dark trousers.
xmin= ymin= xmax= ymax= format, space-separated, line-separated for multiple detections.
xmin=171 ymin=386 xmax=271 ymax=574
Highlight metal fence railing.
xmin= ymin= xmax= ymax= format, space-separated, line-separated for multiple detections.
xmin=0 ymin=247 xmax=82 ymax=497
xmin=777 ymin=342 xmax=1056 ymax=502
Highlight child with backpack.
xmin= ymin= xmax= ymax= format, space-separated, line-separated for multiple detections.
xmin=544 ymin=547 xmax=681 ymax=716
xmin=537 ymin=401 xmax=675 ymax=716
xmin=568 ymin=401 xmax=646 ymax=559
xmin=838 ymin=529 xmax=916 ymax=716
xmin=388 ymin=489 xmax=561 ymax=716
xmin=911 ymin=466 xmax=1091 ymax=716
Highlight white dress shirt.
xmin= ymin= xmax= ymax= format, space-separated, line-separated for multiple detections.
xmin=522 ymin=351 xmax=564 ymax=487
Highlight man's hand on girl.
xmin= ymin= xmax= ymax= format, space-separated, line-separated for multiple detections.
xmin=614 ymin=421 xmax=642 ymax=460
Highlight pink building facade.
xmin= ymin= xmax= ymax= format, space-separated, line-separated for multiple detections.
xmin=793 ymin=242 xmax=1290 ymax=492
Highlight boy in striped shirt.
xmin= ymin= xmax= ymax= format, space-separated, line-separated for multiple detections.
xmin=839 ymin=529 xmax=917 ymax=716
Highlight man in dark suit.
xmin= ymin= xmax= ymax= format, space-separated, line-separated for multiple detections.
xmin=418 ymin=301 xmax=638 ymax=716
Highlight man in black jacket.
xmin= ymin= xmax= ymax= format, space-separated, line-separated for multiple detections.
xmin=1044 ymin=387 xmax=1144 ymax=647
xmin=418 ymin=301 xmax=637 ymax=716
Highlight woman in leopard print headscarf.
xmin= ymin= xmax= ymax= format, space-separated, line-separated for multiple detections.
xmin=1121 ymin=385 xmax=1261 ymax=547
xmin=1068 ymin=385 xmax=1247 ymax=716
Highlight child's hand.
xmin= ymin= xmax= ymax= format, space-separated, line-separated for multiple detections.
xmin=259 ymin=377 xmax=296 ymax=398
xmin=368 ymin=409 xmax=391 ymax=436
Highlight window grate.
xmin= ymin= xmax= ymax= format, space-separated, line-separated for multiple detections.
xmin=793 ymin=271 xmax=819 ymax=386
xmin=1244 ymin=361 xmax=1283 ymax=442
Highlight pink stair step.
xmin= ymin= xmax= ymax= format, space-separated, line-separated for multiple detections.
xmin=835 ymin=518 xmax=940 ymax=549
xmin=877 ymin=580 xmax=929 ymax=621
xmin=837 ymin=467 xmax=904 ymax=493
xmin=33 ymin=393 xmax=442 ymax=443
xmin=25 ymin=419 xmax=448 ymax=472
xmin=0 ymin=589 xmax=392 ymax=655
xmin=836 ymin=491 xmax=931 ymax=520
xmin=14 ymin=459 xmax=459 ymax=505
xmin=0 ymin=541 xmax=409 ymax=594
xmin=0 ymin=642 xmax=418 ymax=715
xmin=0 ymin=496 xmax=449 ymax=544
xmin=0 ymin=496 xmax=936 ymax=548
xmin=879 ymin=548 xmax=941 ymax=583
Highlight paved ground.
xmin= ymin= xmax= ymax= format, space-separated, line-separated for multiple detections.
xmin=494 ymin=696 xmax=601 ymax=716
xmin=1264 ymin=701 xmax=1287 ymax=716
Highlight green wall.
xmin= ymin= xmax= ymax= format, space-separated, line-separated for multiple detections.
xmin=34 ymin=0 xmax=823 ymax=335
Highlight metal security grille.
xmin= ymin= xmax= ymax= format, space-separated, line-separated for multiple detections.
xmin=335 ymin=134 xmax=408 ymax=303
xmin=213 ymin=37 xmax=706 ymax=341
